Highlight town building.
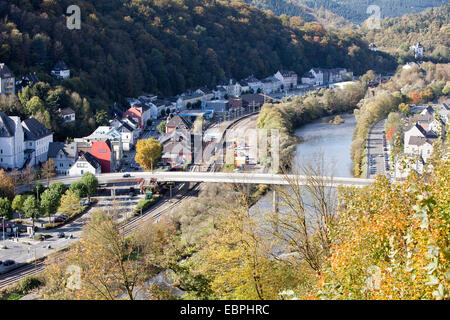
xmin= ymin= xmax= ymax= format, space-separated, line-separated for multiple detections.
xmin=51 ymin=61 xmax=70 ymax=79
xmin=0 ymin=112 xmax=24 ymax=169
xmin=0 ymin=63 xmax=15 ymax=95
xmin=59 ymin=107 xmax=76 ymax=123
xmin=69 ymin=152 xmax=101 ymax=176
xmin=165 ymin=114 xmax=192 ymax=134
xmin=16 ymin=73 xmax=39 ymax=93
xmin=91 ymin=140 xmax=115 ymax=173
xmin=410 ymin=42 xmax=424 ymax=59
xmin=22 ymin=118 xmax=53 ymax=166
xmin=48 ymin=142 xmax=77 ymax=175
xmin=123 ymin=105 xmax=151 ymax=129
xmin=261 ymin=76 xmax=282 ymax=94
xmin=274 ymin=70 xmax=298 ymax=90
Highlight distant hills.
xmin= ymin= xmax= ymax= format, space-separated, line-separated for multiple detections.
xmin=362 ymin=5 xmax=450 ymax=63
xmin=244 ymin=0 xmax=448 ymax=25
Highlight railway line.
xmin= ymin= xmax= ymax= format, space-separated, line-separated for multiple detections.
xmin=0 ymin=113 xmax=256 ymax=291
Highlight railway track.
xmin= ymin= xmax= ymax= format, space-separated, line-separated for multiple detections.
xmin=0 ymin=113 xmax=257 ymax=291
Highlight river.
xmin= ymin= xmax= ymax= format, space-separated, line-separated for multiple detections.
xmin=250 ymin=112 xmax=357 ymax=214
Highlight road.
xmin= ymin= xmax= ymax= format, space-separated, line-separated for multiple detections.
xmin=367 ymin=119 xmax=388 ymax=178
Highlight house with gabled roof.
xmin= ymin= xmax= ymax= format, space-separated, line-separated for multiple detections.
xmin=69 ymin=151 xmax=101 ymax=176
xmin=48 ymin=142 xmax=77 ymax=175
xmin=21 ymin=118 xmax=53 ymax=166
xmin=274 ymin=70 xmax=298 ymax=90
xmin=59 ymin=107 xmax=76 ymax=123
xmin=0 ymin=112 xmax=24 ymax=169
xmin=165 ymin=114 xmax=192 ymax=134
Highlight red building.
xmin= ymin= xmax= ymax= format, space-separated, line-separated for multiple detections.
xmin=122 ymin=105 xmax=150 ymax=129
xmin=228 ymin=98 xmax=242 ymax=110
xmin=91 ymin=140 xmax=114 ymax=173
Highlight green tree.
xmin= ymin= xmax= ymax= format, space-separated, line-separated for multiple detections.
xmin=0 ymin=197 xmax=13 ymax=221
xmin=11 ymin=194 xmax=25 ymax=219
xmin=25 ymin=96 xmax=45 ymax=116
xmin=135 ymin=138 xmax=163 ymax=171
xmin=23 ymin=195 xmax=41 ymax=230
xmin=49 ymin=182 xmax=67 ymax=198
xmin=157 ymin=121 xmax=166 ymax=134
xmin=81 ymin=173 xmax=98 ymax=198
xmin=70 ymin=181 xmax=88 ymax=198
xmin=40 ymin=188 xmax=61 ymax=223
xmin=398 ymin=103 xmax=411 ymax=115
xmin=95 ymin=110 xmax=109 ymax=126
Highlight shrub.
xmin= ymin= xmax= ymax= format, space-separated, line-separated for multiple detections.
xmin=134 ymin=195 xmax=160 ymax=213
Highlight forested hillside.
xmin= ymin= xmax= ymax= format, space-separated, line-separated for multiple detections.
xmin=244 ymin=0 xmax=353 ymax=28
xmin=246 ymin=0 xmax=448 ymax=24
xmin=362 ymin=5 xmax=450 ymax=63
xmin=0 ymin=0 xmax=394 ymax=107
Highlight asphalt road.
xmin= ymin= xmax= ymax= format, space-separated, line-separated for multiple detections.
xmin=367 ymin=119 xmax=388 ymax=178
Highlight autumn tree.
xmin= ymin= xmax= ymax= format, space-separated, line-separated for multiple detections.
xmin=58 ymin=190 xmax=81 ymax=216
xmin=312 ymin=148 xmax=449 ymax=300
xmin=44 ymin=210 xmax=167 ymax=300
xmin=41 ymin=159 xmax=56 ymax=187
xmin=135 ymin=138 xmax=162 ymax=171
xmin=0 ymin=170 xmax=15 ymax=200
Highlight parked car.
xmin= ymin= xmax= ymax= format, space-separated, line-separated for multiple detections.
xmin=3 ymin=260 xmax=14 ymax=266
xmin=53 ymin=216 xmax=65 ymax=223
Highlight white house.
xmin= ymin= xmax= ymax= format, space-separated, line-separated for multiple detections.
xmin=22 ymin=118 xmax=53 ymax=166
xmin=48 ymin=142 xmax=77 ymax=175
xmin=0 ymin=112 xmax=24 ymax=169
xmin=59 ymin=107 xmax=76 ymax=123
xmin=274 ymin=70 xmax=298 ymax=90
xmin=51 ymin=61 xmax=70 ymax=80
xmin=369 ymin=43 xmax=378 ymax=52
xmin=109 ymin=120 xmax=135 ymax=151
xmin=410 ymin=42 xmax=424 ymax=59
xmin=69 ymin=152 xmax=101 ymax=176
xmin=224 ymin=79 xmax=242 ymax=97
xmin=261 ymin=76 xmax=282 ymax=94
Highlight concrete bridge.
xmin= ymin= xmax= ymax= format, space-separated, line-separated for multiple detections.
xmin=22 ymin=171 xmax=375 ymax=191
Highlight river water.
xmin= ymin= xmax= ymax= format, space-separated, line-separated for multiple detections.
xmin=294 ymin=113 xmax=356 ymax=178
xmin=250 ymin=112 xmax=357 ymax=214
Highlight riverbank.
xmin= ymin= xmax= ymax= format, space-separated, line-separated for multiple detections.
xmin=256 ymin=75 xmax=369 ymax=172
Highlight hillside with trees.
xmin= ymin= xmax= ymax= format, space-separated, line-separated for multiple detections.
xmin=244 ymin=0 xmax=447 ymax=25
xmin=0 ymin=1 xmax=395 ymax=119
xmin=362 ymin=5 xmax=450 ymax=64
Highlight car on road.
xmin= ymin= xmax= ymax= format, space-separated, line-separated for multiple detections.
xmin=123 ymin=173 xmax=131 ymax=178
xmin=57 ymin=232 xmax=65 ymax=238
xmin=3 ymin=260 xmax=14 ymax=266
